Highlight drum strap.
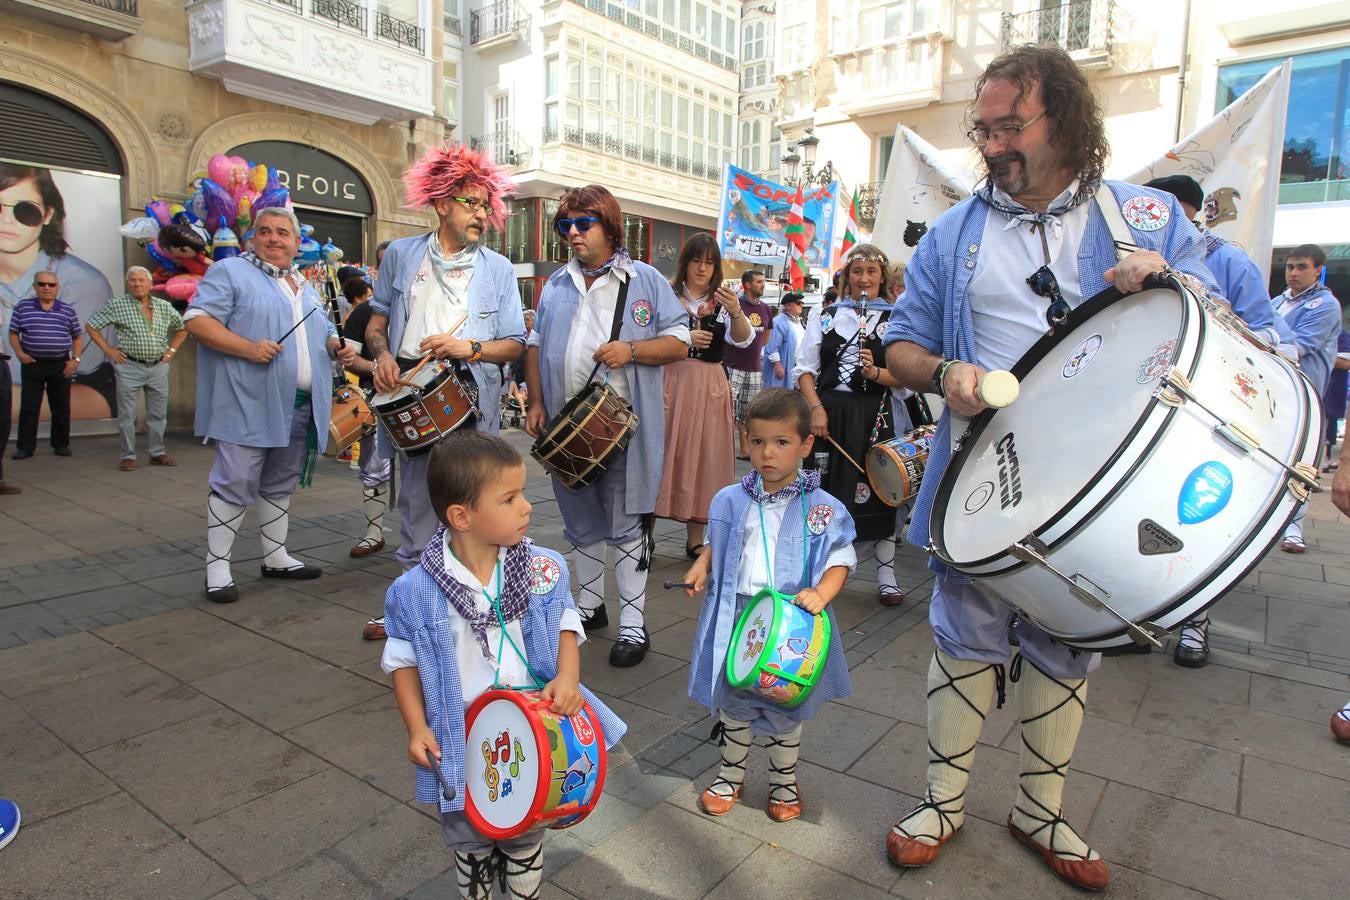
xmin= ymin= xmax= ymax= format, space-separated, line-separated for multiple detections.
xmin=1092 ymin=185 xmax=1135 ymax=264
xmin=756 ymin=473 xmax=810 ymax=596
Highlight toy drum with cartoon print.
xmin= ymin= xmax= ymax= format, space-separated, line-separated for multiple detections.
xmin=867 ymin=424 xmax=936 ymax=507
xmin=930 ymin=277 xmax=1320 ymax=651
xmin=464 ymin=689 xmax=608 ymax=840
xmin=371 ymin=359 xmax=476 ymax=457
xmin=725 ymin=589 xmax=833 ymax=708
xmin=530 ymin=381 xmax=638 ymax=490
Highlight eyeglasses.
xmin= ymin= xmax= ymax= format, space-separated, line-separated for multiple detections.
xmin=1026 ymin=265 xmax=1071 ymax=329
xmin=555 ymin=216 xmax=600 ymax=236
xmin=451 ymin=196 xmax=490 ymax=213
xmin=966 ymin=112 xmax=1046 ymax=148
xmin=1 ymin=200 xmax=45 ymax=227
xmin=34 ymin=280 xmax=58 ymax=288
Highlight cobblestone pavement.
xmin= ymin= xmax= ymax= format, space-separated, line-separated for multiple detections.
xmin=1 ymin=431 xmax=1347 ymax=898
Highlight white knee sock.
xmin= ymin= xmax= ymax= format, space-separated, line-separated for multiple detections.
xmin=708 ymin=712 xmax=752 ymax=799
xmin=767 ymin=724 xmax=803 ymax=805
xmin=568 ymin=541 xmax=606 ymax=615
xmin=358 ymin=481 xmax=388 ymax=547
xmin=875 ymin=536 xmax=898 ymax=592
xmin=454 ymin=850 xmax=495 ymax=900
xmin=258 ymin=494 xmax=305 ymax=570
xmin=614 ymin=536 xmax=649 ymax=642
xmin=206 ymin=492 xmax=245 ymax=591
xmin=893 ymin=650 xmax=997 ymax=845
xmin=1010 ymin=658 xmax=1099 ymax=861
xmin=500 ymin=841 xmax=543 ymax=899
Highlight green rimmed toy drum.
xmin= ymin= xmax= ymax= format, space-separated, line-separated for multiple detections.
xmin=725 ymin=589 xmax=832 ymax=708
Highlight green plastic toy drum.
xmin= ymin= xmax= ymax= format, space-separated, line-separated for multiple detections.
xmin=725 ymin=588 xmax=832 ymax=708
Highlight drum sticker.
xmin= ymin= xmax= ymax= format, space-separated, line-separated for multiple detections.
xmin=1177 ymin=461 xmax=1234 ymax=525
xmin=807 ymin=503 xmax=834 ymax=535
xmin=398 ymin=411 xmax=413 ymax=423
xmin=1062 ymin=334 xmax=1103 ymax=379
xmin=995 ymin=434 xmax=1023 ymax=509
xmin=854 ymin=482 xmax=872 ymax=504
xmin=1138 ymin=519 xmax=1184 ymax=555
xmin=1231 ymin=372 xmax=1259 ymax=410
xmin=481 ymin=730 xmax=528 ymax=802
xmin=1136 ymin=339 xmax=1177 ymax=384
xmin=529 ymin=556 xmax=562 ymax=595
xmin=630 ymin=298 xmax=653 ymax=326
xmin=558 ymin=752 xmax=595 ymax=795
xmin=569 ymin=713 xmax=596 ymax=746
xmin=964 ymin=481 xmax=995 ymax=515
xmin=742 ymin=614 xmax=768 ymax=662
xmin=1121 ymin=196 xmax=1170 ymax=232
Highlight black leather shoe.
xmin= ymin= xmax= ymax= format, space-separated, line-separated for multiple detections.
xmin=206 ymin=583 xmax=239 ymax=604
xmin=260 ymin=563 xmax=322 ymax=580
xmin=579 ymin=604 xmax=608 ymax=631
xmin=609 ymin=630 xmax=650 ymax=667
xmin=11 ymin=451 xmax=32 ymax=460
xmin=54 ymin=447 xmax=71 ymax=457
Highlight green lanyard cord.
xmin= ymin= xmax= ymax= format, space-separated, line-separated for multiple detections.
xmin=756 ymin=472 xmax=811 ymax=603
xmin=449 ymin=547 xmax=545 ymax=691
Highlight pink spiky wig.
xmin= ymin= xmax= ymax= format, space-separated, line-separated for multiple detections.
xmin=402 ymin=144 xmax=518 ymax=230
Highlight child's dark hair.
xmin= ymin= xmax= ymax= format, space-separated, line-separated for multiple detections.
xmin=427 ymin=431 xmax=523 ymax=524
xmin=746 ymin=388 xmax=811 ymax=438
xmin=342 ymin=277 xmax=371 ymax=304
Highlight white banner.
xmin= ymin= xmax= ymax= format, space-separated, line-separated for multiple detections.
xmin=1123 ymin=60 xmax=1291 ymax=284
xmin=872 ymin=125 xmax=975 ymax=264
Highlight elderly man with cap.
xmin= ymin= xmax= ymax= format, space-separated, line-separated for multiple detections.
xmin=84 ymin=266 xmax=188 ymax=470
xmin=361 ymin=145 xmax=526 ymax=640
xmin=185 ymin=206 xmax=358 ymax=604
xmin=762 ymin=292 xmax=805 ymax=389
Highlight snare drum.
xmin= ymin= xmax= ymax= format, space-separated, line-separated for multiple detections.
xmin=464 ymin=689 xmax=608 ymax=840
xmin=371 ymin=361 xmax=476 ymax=457
xmin=530 ymin=382 xmax=638 ymax=490
xmin=867 ymin=425 xmax=936 ymax=507
xmin=725 ymin=589 xmax=832 ymax=708
xmin=324 ymin=383 xmax=376 ymax=458
xmin=930 ymin=278 xmax=1321 ymax=650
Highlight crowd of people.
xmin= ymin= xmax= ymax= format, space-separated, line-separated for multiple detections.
xmin=1 ymin=44 xmax=1347 ymax=897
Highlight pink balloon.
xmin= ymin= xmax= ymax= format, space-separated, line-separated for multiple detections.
xmin=164 ymin=273 xmax=201 ymax=302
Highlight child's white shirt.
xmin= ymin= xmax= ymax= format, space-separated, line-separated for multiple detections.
xmin=735 ymin=492 xmax=856 ymax=596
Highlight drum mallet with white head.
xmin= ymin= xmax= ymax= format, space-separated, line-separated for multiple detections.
xmin=978 ymin=370 xmax=1020 ymax=409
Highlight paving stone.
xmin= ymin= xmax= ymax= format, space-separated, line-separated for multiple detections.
xmin=1092 ymin=781 xmax=1349 ymax=899
xmin=186 ymin=768 xmax=401 ymax=885
xmin=1257 ymin=572 xmax=1349 ymax=604
xmin=1099 ymin=647 xmax=1252 ymax=706
xmin=0 ymin=630 xmax=140 ymax=698
xmin=328 ymin=802 xmax=453 ymax=896
xmin=208 ymin=886 xmax=257 ymax=899
xmin=192 ymin=650 xmax=387 ymax=732
xmin=798 ymin=699 xmax=896 ymax=772
xmin=599 ymin=757 xmax=692 ymax=812
xmin=44 ymin=582 xmax=163 ymax=621
xmin=0 ymin=602 xmax=66 ymax=640
xmin=1239 ymin=755 xmax=1350 ymax=850
xmin=707 ymin=844 xmax=897 ymax=899
xmin=646 ymin=615 xmax=697 ymax=663
xmin=12 ymin=564 xmax=129 ymax=601
xmin=0 ymin=694 xmax=119 ymax=825
xmin=1247 ymin=671 xmax=1350 ymax=725
xmin=555 ymin=787 xmax=647 ymax=847
xmin=283 ymin=694 xmax=412 ymax=800
xmin=1138 ymin=682 xmax=1348 ymax=781
xmin=1249 ymin=644 xmax=1311 ymax=666
xmin=252 ymin=856 xmax=378 ymax=900
xmin=618 ymin=663 xmax=706 ymax=724
xmin=1267 ymin=596 xmax=1350 ymax=631
xmin=1266 ymin=618 xmax=1350 ymax=658
xmin=18 ymin=661 xmax=222 ymax=753
xmin=0 ymin=792 xmax=236 ymax=899
xmin=196 ymin=584 xmax=379 ymax=668
xmin=88 ymin=710 xmax=328 ymax=828
xmin=575 ymin=637 xmax=685 ymax=698
xmin=105 ymin=551 xmax=204 ymax=582
xmin=551 ymin=803 xmax=760 ymax=899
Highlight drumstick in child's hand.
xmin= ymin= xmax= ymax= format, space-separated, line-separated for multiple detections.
xmin=978 ymin=370 xmax=1020 ymax=408
xmin=664 ymin=581 xmax=696 ymax=590
xmin=427 ymin=752 xmax=456 ymax=801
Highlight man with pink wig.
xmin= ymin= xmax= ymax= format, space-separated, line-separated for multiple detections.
xmin=362 ymin=145 xmax=526 ymax=640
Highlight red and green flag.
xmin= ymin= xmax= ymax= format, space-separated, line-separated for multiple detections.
xmin=785 ymin=185 xmax=809 ymax=290
xmin=839 ymin=188 xmax=860 ymax=264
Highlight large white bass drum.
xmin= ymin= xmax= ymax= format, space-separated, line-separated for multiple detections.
xmin=930 ymin=276 xmax=1322 ymax=650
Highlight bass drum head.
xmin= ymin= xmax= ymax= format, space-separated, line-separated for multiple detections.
xmin=935 ymin=287 xmax=1184 ymax=564
xmin=726 ymin=591 xmax=776 ymax=686
xmin=465 ymin=693 xmax=543 ymax=838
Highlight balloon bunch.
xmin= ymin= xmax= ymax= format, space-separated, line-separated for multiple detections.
xmin=119 ymin=152 xmax=295 ymax=302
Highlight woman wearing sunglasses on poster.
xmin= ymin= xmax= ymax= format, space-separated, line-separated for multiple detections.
xmin=0 ymin=164 xmax=116 ymax=423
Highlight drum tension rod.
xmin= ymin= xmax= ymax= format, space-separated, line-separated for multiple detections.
xmin=1161 ymin=369 xmax=1321 ymax=493
xmin=1008 ymin=536 xmax=1166 ymax=648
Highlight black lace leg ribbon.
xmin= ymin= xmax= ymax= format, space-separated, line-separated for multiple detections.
xmin=454 ymin=849 xmax=498 ymax=900
xmin=766 ymin=728 xmax=802 ymax=805
xmin=501 ymin=841 xmax=544 ymax=900
xmin=706 ymin=718 xmax=752 ymax=797
xmin=613 ymin=538 xmax=649 ymax=644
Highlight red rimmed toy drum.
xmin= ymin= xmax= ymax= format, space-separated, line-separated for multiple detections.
xmin=464 ymin=689 xmax=607 ymax=840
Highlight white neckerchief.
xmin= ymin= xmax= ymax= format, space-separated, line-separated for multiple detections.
xmin=399 ymin=243 xmax=474 ymax=358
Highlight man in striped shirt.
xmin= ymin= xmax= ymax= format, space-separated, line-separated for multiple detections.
xmin=8 ymin=271 xmax=81 ymax=459
xmin=85 ymin=266 xmax=187 ymax=470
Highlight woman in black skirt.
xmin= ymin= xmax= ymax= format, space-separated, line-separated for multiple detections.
xmin=794 ymin=244 xmax=910 ymax=606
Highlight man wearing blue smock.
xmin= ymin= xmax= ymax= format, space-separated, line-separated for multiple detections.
xmin=185 ymin=207 xmax=357 ymax=604
xmin=761 ymin=292 xmax=805 ymax=389
xmin=525 ymin=185 xmax=690 ymax=667
xmin=881 ymin=47 xmax=1220 ymax=891
xmin=1273 ymin=243 xmax=1343 ymax=556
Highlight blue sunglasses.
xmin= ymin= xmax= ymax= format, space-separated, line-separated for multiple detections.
xmin=555 ymin=216 xmax=599 ymax=236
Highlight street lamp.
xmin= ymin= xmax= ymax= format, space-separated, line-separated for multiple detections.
xmin=781 ymin=147 xmax=800 ymax=184
xmin=781 ymin=128 xmax=833 ymax=188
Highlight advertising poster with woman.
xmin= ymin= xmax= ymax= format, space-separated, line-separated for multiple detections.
xmin=1 ymin=161 xmax=124 ymax=425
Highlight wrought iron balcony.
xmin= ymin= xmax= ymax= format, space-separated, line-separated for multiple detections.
xmin=312 ymin=0 xmax=365 ymax=32
xmin=2 ymin=0 xmax=141 ymax=40
xmin=376 ymin=10 xmax=423 ymax=50
xmin=470 ymin=0 xmax=527 ymax=46
xmin=471 ymin=132 xmax=531 ymax=167
xmin=857 ymin=181 xmax=882 ymax=230
xmin=443 ymin=13 xmax=461 ymax=35
xmin=1001 ymin=1 xmax=1113 ymax=64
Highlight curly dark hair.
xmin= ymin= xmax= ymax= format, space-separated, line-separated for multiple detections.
xmin=972 ymin=46 xmax=1109 ymax=187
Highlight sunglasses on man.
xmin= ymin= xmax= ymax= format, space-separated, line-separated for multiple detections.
xmin=34 ymin=280 xmax=58 ymax=289
xmin=554 ymin=215 xmax=600 ymax=237
xmin=1 ymin=200 xmax=45 ymax=227
xmin=1027 ymin=265 xmax=1071 ymax=329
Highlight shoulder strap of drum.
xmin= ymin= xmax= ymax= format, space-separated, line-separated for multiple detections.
xmin=1093 ymin=183 xmax=1132 ymax=263
xmin=582 ymin=274 xmax=632 ymax=385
